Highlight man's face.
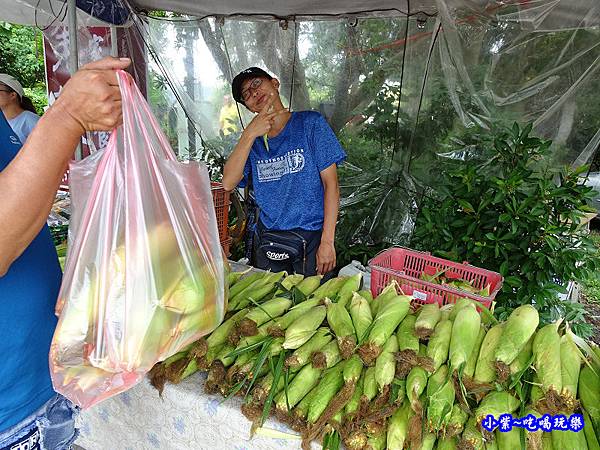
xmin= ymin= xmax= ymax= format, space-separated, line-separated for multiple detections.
xmin=241 ymin=77 xmax=276 ymax=112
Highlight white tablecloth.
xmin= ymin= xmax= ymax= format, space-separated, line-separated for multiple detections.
xmin=76 ymin=372 xmax=304 ymax=450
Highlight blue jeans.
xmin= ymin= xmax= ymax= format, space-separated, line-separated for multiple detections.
xmin=0 ymin=394 xmax=79 ymax=450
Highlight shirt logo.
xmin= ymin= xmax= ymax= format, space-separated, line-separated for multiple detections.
xmin=10 ymin=135 xmax=20 ymax=146
xmin=257 ymin=148 xmax=305 ymax=182
xmin=266 ymin=250 xmax=290 ymax=260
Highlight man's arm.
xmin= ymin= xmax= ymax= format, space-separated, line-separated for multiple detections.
xmin=0 ymin=57 xmax=130 ymax=276
xmin=316 ymin=163 xmax=340 ymax=275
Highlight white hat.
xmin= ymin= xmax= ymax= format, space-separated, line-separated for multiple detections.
xmin=0 ymin=74 xmax=24 ymax=98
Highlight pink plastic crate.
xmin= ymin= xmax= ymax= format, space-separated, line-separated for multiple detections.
xmin=369 ymin=247 xmax=503 ymax=309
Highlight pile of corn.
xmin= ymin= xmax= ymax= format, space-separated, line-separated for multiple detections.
xmin=149 ymin=270 xmax=600 ymax=450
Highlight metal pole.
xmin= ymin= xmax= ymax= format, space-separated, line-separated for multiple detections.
xmin=67 ymin=0 xmax=82 ymax=160
xmin=110 ymin=26 xmax=118 ymax=57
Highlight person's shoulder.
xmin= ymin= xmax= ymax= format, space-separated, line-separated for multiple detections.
xmin=294 ymin=110 xmax=323 ymax=121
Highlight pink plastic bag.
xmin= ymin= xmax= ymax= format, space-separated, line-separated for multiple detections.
xmin=50 ymin=70 xmax=227 ymax=408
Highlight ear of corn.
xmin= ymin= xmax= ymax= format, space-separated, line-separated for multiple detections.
xmin=495 ymin=427 xmax=520 ymax=450
xmin=242 ymin=297 xmax=292 ymax=327
xmin=206 ymin=308 xmax=249 ymax=348
xmin=307 ymin=363 xmax=345 ymax=424
xmin=418 ymin=432 xmax=437 ymax=450
xmin=228 ymin=271 xmax=267 ymax=298
xmin=360 ymin=294 xmax=410 ymax=364
xmin=583 ymin=409 xmax=600 ymax=450
xmin=495 ymin=305 xmax=539 ymax=367
xmin=532 ymin=321 xmax=562 ymax=403
xmin=427 ymin=365 xmax=455 ymax=431
xmin=325 ymin=298 xmax=357 ymax=358
xmin=474 ymin=391 xmax=520 ymax=426
xmin=312 ymin=340 xmax=342 ymax=369
xmin=227 ymin=268 xmax=251 ymax=287
xmin=427 ymin=320 xmax=453 ymax=371
xmin=370 ymin=281 xmax=398 ymax=316
xmin=406 ymin=366 xmax=429 ymax=413
xmin=446 ymin=404 xmax=469 ymax=437
xmin=311 ymin=276 xmax=348 ymax=300
xmin=560 ymin=333 xmax=582 ymax=411
xmin=362 ymin=366 xmax=378 ymax=401
xmin=345 ymin=372 xmax=364 ymax=415
xmin=427 ymin=365 xmax=449 ymax=397
xmin=463 ymin=325 xmax=486 ymax=378
xmin=295 ymin=274 xmax=323 ymax=297
xmin=285 ymin=327 xmax=331 ymax=369
xmin=474 ymin=323 xmax=504 ymax=384
xmin=336 ymin=274 xmax=362 ymax=307
xmin=293 ymin=383 xmax=319 ymax=420
xmin=358 ymin=289 xmax=373 ymax=303
xmin=343 ymin=354 xmax=364 ymax=385
xmin=541 ymin=430 xmax=553 ymax=450
xmin=277 ymin=273 xmax=304 ymax=293
xmin=459 ymin=417 xmax=484 ymax=450
xmin=508 ymin=334 xmax=533 ymax=376
xmin=349 ymin=293 xmax=373 ymax=344
xmin=387 ymin=402 xmax=411 ymax=450
xmin=579 ymin=365 xmax=600 ymax=432
xmin=366 ymin=427 xmax=387 ymax=450
xmin=275 ymin=363 xmax=321 ymax=412
xmin=436 ymin=437 xmax=458 ymax=450
xmin=375 ymin=335 xmax=399 ymax=392
xmin=397 ymin=314 xmax=419 ymax=353
xmin=216 ymin=343 xmax=236 ymax=367
xmin=552 ymin=411 xmax=588 ymax=450
xmin=268 ymin=297 xmax=322 ymax=333
xmin=414 ymin=303 xmax=441 ymax=338
xmin=283 ymin=305 xmax=327 ymax=349
xmin=449 ymin=305 xmax=481 ymax=372
xmin=524 ymin=407 xmax=543 ymax=450
xmin=448 ymin=298 xmax=473 ymax=321
xmin=234 ymin=272 xmax=285 ymax=309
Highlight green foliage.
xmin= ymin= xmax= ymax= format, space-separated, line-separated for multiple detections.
xmin=412 ymin=122 xmax=599 ymax=336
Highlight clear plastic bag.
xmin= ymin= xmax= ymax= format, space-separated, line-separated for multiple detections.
xmin=50 ymin=70 xmax=227 ymax=408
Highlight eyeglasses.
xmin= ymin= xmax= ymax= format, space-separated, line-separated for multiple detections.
xmin=241 ymin=78 xmax=263 ymax=102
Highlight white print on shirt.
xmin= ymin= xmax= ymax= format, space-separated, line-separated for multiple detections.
xmin=256 ymin=148 xmax=305 ymax=182
xmin=10 ymin=136 xmax=20 ymax=146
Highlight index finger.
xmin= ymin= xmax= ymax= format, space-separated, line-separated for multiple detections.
xmin=81 ymin=56 xmax=131 ymax=71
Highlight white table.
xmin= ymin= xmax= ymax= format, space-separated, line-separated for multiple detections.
xmin=76 ymin=372 xmax=305 ymax=450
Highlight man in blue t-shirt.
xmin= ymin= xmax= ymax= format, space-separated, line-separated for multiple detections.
xmin=0 ymin=57 xmax=130 ymax=450
xmin=223 ymin=67 xmax=346 ymax=276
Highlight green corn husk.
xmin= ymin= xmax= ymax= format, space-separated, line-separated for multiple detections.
xmin=436 ymin=437 xmax=458 ymax=450
xmin=427 ymin=320 xmax=453 ymax=371
xmin=579 ymin=365 xmax=600 ymax=432
xmin=240 ymin=297 xmax=292 ymax=332
xmin=552 ymin=411 xmax=589 ymax=450
xmin=268 ymin=297 xmax=323 ymax=334
xmin=560 ymin=333 xmax=582 ymax=411
xmin=234 ymin=272 xmax=286 ymax=310
xmin=293 ymin=383 xmax=319 ymax=420
xmin=229 ymin=271 xmax=267 ymax=298
xmin=375 ymin=335 xmax=399 ymax=392
xmin=530 ymin=373 xmax=544 ymax=405
xmin=366 ymin=428 xmax=387 ymax=450
xmin=362 ymin=366 xmax=378 ymax=401
xmin=358 ymin=289 xmax=373 ymax=303
xmin=414 ymin=303 xmax=441 ymax=338
xmin=349 ymin=293 xmax=373 ymax=344
xmin=370 ymin=281 xmax=398 ymax=316
xmin=206 ymin=308 xmax=250 ymax=348
xmin=227 ymin=268 xmax=251 ymax=287
xmin=295 ymin=274 xmax=323 ymax=296
xmin=427 ymin=365 xmax=449 ymax=396
xmin=359 ymin=294 xmax=411 ymax=365
xmin=406 ymin=365 xmax=429 ymax=413
xmin=285 ymin=327 xmax=331 ymax=369
xmin=446 ymin=404 xmax=469 ymax=437
xmin=203 ymin=343 xmax=224 ymax=368
xmin=275 ymin=363 xmax=322 ymax=412
xmin=449 ymin=305 xmax=481 ymax=372
xmin=460 ymin=417 xmax=484 ymax=450
xmin=397 ymin=314 xmax=419 ymax=353
xmin=283 ymin=306 xmax=327 ymax=349
xmin=344 ymin=354 xmax=364 ymax=385
xmin=475 ymin=391 xmax=520 ymax=427
xmin=495 ymin=305 xmax=539 ymax=368
xmin=345 ymin=372 xmax=364 ymax=415
xmin=418 ymin=432 xmax=436 ymax=450
xmin=509 ymin=335 xmax=533 ymax=376
xmin=387 ymin=403 xmax=411 ymax=450
xmin=312 ymin=340 xmax=342 ymax=369
xmin=307 ymin=364 xmax=345 ymax=423
xmin=276 ymin=273 xmax=305 ymax=293
xmin=524 ymin=407 xmax=543 ymax=450
xmin=541 ymin=431 xmax=553 ymax=450
xmin=336 ymin=273 xmax=362 ymax=307
xmin=326 ymin=298 xmax=357 ymax=358
xmin=474 ymin=324 xmax=504 ymax=384
xmin=463 ymin=325 xmax=486 ymax=378
xmin=179 ymin=358 xmax=199 ymax=380
xmin=311 ymin=276 xmax=348 ymax=300
xmin=495 ymin=427 xmax=521 ymax=450
xmin=216 ymin=343 xmax=236 ymax=367
xmin=533 ymin=322 xmax=562 ymax=405
xmin=583 ymin=409 xmax=600 ymax=450
xmin=427 ymin=378 xmax=455 ymax=432
xmin=448 ymin=298 xmax=473 ymax=321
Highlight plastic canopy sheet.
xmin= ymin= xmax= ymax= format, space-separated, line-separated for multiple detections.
xmin=50 ymin=70 xmax=227 ymax=409
xmin=37 ymin=0 xmax=600 ymax=248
